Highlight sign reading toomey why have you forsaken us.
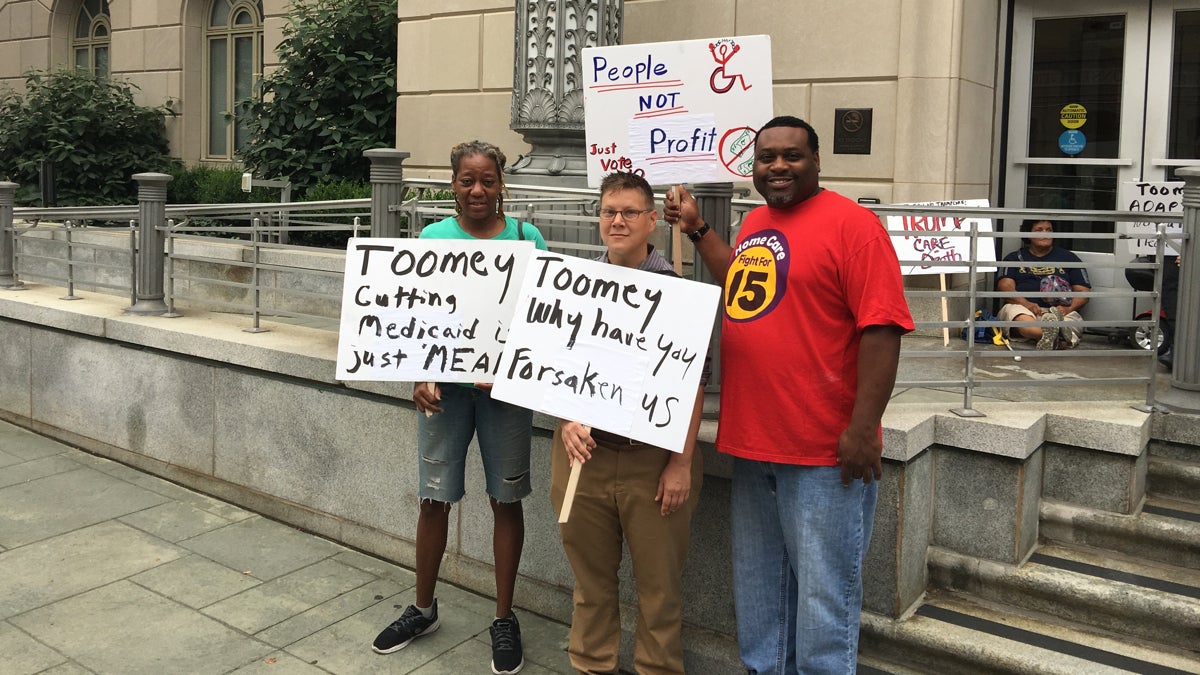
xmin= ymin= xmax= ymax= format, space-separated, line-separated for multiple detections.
xmin=583 ymin=35 xmax=772 ymax=186
xmin=335 ymin=238 xmax=536 ymax=382
xmin=490 ymin=254 xmax=720 ymax=453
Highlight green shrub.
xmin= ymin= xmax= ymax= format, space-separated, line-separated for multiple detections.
xmin=289 ymin=179 xmax=370 ymax=248
xmin=0 ymin=69 xmax=173 ymax=206
xmin=235 ymin=0 xmax=398 ymax=192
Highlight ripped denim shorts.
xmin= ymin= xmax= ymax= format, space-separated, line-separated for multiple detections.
xmin=416 ymin=383 xmax=533 ymax=504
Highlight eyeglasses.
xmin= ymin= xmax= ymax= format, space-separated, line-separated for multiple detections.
xmin=599 ymin=208 xmax=654 ymax=221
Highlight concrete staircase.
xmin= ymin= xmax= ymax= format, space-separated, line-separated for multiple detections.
xmin=859 ymin=440 xmax=1200 ymax=674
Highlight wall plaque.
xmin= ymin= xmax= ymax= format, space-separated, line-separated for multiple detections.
xmin=833 ymin=108 xmax=872 ymax=155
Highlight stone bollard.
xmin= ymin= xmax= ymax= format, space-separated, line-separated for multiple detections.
xmin=1159 ymin=167 xmax=1200 ymax=412
xmin=690 ymin=182 xmax=734 ymax=285
xmin=690 ymin=182 xmax=733 ymax=386
xmin=0 ymin=181 xmax=21 ymax=289
xmin=365 ymin=149 xmax=411 ymax=238
xmin=126 ymin=172 xmax=173 ymax=315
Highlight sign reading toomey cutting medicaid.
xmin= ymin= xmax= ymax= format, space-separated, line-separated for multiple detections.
xmin=583 ymin=35 xmax=773 ymax=187
xmin=884 ymin=200 xmax=997 ymax=275
xmin=335 ymin=238 xmax=536 ymax=382
xmin=1119 ymin=181 xmax=1183 ymax=255
xmin=490 ymin=254 xmax=720 ymax=453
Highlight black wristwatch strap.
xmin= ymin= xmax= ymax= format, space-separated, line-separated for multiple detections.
xmin=687 ymin=223 xmax=710 ymax=243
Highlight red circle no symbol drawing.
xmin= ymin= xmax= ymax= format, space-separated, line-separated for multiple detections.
xmin=719 ymin=127 xmax=757 ymax=177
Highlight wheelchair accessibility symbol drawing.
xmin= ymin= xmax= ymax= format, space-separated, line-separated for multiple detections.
xmin=709 ymin=39 xmax=752 ymax=94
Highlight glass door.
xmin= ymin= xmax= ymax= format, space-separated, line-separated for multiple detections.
xmin=1005 ymin=1 xmax=1148 ymax=255
xmin=1005 ymin=0 xmax=1200 ymax=323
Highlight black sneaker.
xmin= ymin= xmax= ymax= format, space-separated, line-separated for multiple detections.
xmin=489 ymin=613 xmax=524 ymax=674
xmin=372 ymin=600 xmax=439 ymax=654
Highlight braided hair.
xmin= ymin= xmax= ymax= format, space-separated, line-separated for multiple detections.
xmin=450 ymin=140 xmax=509 ymax=219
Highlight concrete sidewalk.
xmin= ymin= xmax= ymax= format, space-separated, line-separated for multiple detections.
xmin=0 ymin=420 xmax=574 ymax=675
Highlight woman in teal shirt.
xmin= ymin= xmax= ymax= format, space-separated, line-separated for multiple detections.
xmin=372 ymin=141 xmax=545 ymax=675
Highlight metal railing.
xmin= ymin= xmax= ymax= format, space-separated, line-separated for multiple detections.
xmin=1 ymin=165 xmax=1193 ymax=413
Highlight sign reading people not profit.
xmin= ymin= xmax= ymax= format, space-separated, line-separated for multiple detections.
xmin=884 ymin=200 xmax=997 ymax=275
xmin=582 ymin=35 xmax=773 ymax=186
xmin=490 ymin=254 xmax=720 ymax=453
xmin=335 ymin=238 xmax=536 ymax=382
xmin=1119 ymin=181 xmax=1183 ymax=255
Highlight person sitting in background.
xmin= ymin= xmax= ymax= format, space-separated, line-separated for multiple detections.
xmin=996 ymin=219 xmax=1091 ymax=350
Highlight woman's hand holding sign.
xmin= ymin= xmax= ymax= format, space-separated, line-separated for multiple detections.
xmin=413 ymin=382 xmax=443 ymax=415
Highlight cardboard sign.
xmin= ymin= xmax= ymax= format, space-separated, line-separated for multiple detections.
xmin=335 ymin=238 xmax=536 ymax=382
xmin=583 ymin=35 xmax=773 ymax=186
xmin=885 ymin=200 xmax=997 ymax=275
xmin=1120 ymin=181 xmax=1182 ymax=255
xmin=490 ymin=253 xmax=720 ymax=452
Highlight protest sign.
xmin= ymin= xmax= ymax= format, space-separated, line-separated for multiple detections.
xmin=583 ymin=35 xmax=773 ymax=186
xmin=490 ymin=253 xmax=720 ymax=453
xmin=335 ymin=238 xmax=535 ymax=382
xmin=1119 ymin=181 xmax=1182 ymax=255
xmin=885 ymin=199 xmax=997 ymax=275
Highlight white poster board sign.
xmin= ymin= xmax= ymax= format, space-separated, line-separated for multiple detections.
xmin=491 ymin=253 xmax=720 ymax=452
xmin=885 ymin=200 xmax=997 ymax=275
xmin=1119 ymin=181 xmax=1182 ymax=255
xmin=583 ymin=35 xmax=773 ymax=187
xmin=335 ymin=238 xmax=535 ymax=382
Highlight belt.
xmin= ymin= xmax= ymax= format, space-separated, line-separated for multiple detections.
xmin=590 ymin=428 xmax=648 ymax=449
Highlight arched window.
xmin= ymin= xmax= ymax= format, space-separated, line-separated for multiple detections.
xmin=206 ymin=0 xmax=263 ymax=159
xmin=73 ymin=0 xmax=110 ymax=79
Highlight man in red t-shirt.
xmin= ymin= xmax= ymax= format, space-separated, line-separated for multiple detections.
xmin=665 ymin=115 xmax=913 ymax=674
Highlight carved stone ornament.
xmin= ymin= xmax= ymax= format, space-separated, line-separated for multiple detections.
xmin=509 ymin=0 xmax=622 ymax=177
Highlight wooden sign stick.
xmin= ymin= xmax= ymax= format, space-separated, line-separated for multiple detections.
xmin=557 ymin=426 xmax=589 ymax=523
xmin=424 ymin=382 xmax=437 ymax=418
xmin=670 ymin=186 xmax=684 ymax=275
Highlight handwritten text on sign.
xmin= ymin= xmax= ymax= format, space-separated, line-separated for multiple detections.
xmin=335 ymin=238 xmax=535 ymax=382
xmin=885 ymin=200 xmax=997 ymax=275
xmin=490 ymin=254 xmax=720 ymax=452
xmin=583 ymin=36 xmax=773 ymax=186
xmin=1119 ymin=181 xmax=1183 ymax=255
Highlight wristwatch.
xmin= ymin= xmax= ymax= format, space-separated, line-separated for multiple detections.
xmin=686 ymin=223 xmax=710 ymax=243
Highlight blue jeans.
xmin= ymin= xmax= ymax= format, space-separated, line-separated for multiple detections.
xmin=730 ymin=458 xmax=877 ymax=675
xmin=417 ymin=384 xmax=533 ymax=504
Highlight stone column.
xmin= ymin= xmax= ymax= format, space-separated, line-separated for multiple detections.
xmin=0 ymin=182 xmax=22 ymax=289
xmin=1159 ymin=168 xmax=1200 ymax=412
xmin=365 ymin=148 xmax=411 ymax=238
xmin=126 ymin=173 xmax=172 ymax=315
xmin=508 ymin=0 xmax=622 ymax=180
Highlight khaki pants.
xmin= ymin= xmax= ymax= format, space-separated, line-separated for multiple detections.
xmin=550 ymin=425 xmax=702 ymax=675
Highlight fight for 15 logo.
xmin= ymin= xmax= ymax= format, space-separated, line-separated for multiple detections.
xmin=725 ymin=229 xmax=788 ymax=322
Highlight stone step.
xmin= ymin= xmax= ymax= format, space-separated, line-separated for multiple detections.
xmin=1040 ymin=498 xmax=1200 ymax=569
xmin=926 ymin=545 xmax=1200 ymax=653
xmin=861 ymin=591 xmax=1200 ymax=675
xmin=1149 ymin=456 xmax=1200 ymax=506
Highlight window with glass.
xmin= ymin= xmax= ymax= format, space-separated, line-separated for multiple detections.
xmin=73 ymin=0 xmax=110 ymax=79
xmin=1167 ymin=10 xmax=1200 ymax=180
xmin=1025 ymin=15 xmax=1126 ymax=252
xmin=206 ymin=0 xmax=263 ymax=159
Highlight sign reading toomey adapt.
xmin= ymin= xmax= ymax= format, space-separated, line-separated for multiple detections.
xmin=490 ymin=254 xmax=720 ymax=453
xmin=335 ymin=238 xmax=536 ymax=382
xmin=1119 ymin=181 xmax=1183 ymax=255
xmin=583 ymin=35 xmax=773 ymax=187
xmin=885 ymin=200 xmax=997 ymax=275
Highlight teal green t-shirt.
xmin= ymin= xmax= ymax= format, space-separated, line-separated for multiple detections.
xmin=419 ymin=215 xmax=548 ymax=251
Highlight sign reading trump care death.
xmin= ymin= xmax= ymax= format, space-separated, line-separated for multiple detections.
xmin=583 ymin=35 xmax=773 ymax=186
xmin=885 ymin=200 xmax=997 ymax=275
xmin=490 ymin=254 xmax=720 ymax=453
xmin=335 ymin=238 xmax=535 ymax=382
